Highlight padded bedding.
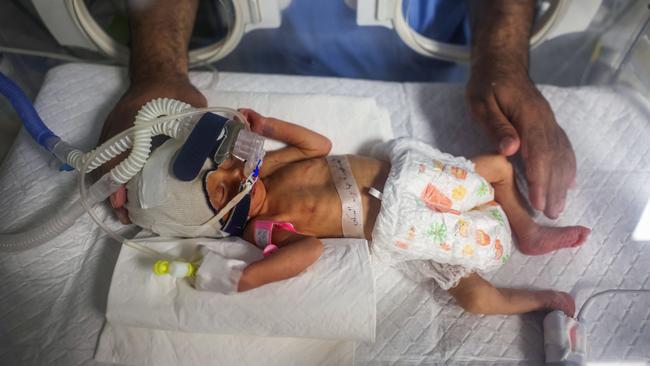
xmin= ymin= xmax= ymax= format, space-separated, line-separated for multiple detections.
xmin=1 ymin=63 xmax=650 ymax=365
xmin=106 ymin=237 xmax=375 ymax=341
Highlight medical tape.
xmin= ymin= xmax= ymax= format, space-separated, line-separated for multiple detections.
xmin=326 ymin=155 xmax=364 ymax=238
xmin=254 ymin=220 xmax=296 ymax=257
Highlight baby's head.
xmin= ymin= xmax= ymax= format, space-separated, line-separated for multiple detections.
xmin=125 ymin=138 xmax=266 ymax=238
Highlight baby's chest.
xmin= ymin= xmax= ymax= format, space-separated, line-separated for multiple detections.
xmin=275 ymin=185 xmax=340 ymax=217
xmin=269 ymin=183 xmax=343 ymax=237
xmin=267 ymin=161 xmax=336 ymax=197
xmin=265 ymin=162 xmax=344 ymax=233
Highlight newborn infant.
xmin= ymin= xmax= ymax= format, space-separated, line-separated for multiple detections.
xmin=127 ymin=109 xmax=590 ymax=317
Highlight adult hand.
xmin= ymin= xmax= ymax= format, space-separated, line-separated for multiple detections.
xmin=97 ymin=76 xmax=207 ymax=224
xmin=466 ymin=66 xmax=576 ymax=219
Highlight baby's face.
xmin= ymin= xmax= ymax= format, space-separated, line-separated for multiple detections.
xmin=205 ymin=158 xmax=266 ymax=217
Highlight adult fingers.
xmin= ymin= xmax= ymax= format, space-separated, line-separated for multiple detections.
xmin=544 ymin=170 xmax=567 ymax=219
xmin=186 ymin=89 xmax=207 ymax=108
xmin=468 ymin=97 xmax=521 ymax=156
xmin=489 ymin=111 xmax=521 ymax=156
xmin=544 ymin=141 xmax=576 ymax=219
xmin=525 ymin=137 xmax=551 ymax=213
xmin=109 ymin=186 xmax=127 ymax=209
xmin=115 ymin=207 xmax=131 ymax=225
xmin=108 ymin=185 xmax=130 ymax=223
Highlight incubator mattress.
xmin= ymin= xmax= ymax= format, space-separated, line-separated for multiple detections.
xmin=1 ymin=63 xmax=650 ymax=365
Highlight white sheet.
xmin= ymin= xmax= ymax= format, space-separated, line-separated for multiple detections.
xmin=208 ymin=91 xmax=394 ymax=156
xmin=95 ymin=323 xmax=354 ymax=366
xmin=106 ymin=237 xmax=375 ymax=341
xmin=94 ymin=89 xmax=390 ymax=365
xmin=2 ymin=64 xmax=650 ymax=366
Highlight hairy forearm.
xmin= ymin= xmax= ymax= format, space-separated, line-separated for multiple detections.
xmin=469 ymin=0 xmax=535 ymax=75
xmin=127 ymin=0 xmax=200 ymax=83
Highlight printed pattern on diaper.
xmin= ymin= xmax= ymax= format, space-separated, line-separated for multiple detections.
xmin=421 ymin=183 xmax=455 ymax=213
xmin=371 ymin=140 xmax=513 ymax=276
xmin=426 ymin=222 xmax=447 ymax=243
xmin=418 ymin=161 xmax=495 ymax=214
xmin=394 ymin=202 xmax=511 ymax=271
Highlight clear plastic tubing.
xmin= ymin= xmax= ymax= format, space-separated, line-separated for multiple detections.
xmin=0 ymin=86 xmax=246 ymax=252
xmin=78 ymin=106 xmax=247 ymax=247
xmin=232 ymin=129 xmax=266 ymax=176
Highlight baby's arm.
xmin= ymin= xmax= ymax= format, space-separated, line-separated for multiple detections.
xmin=239 ymin=108 xmax=332 ymax=176
xmin=237 ymin=233 xmax=323 ymax=292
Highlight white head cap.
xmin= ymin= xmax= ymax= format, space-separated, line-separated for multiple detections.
xmin=126 ymin=139 xmax=225 ymax=237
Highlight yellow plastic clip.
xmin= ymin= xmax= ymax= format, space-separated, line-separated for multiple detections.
xmin=153 ymin=260 xmax=170 ymax=276
xmin=153 ymin=260 xmax=197 ymax=278
xmin=186 ymin=262 xmax=197 ymax=277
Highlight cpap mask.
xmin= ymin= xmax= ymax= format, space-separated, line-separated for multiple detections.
xmin=1 ymin=69 xmax=269 ymax=293
xmin=0 ymin=68 xmax=265 ymax=254
xmin=127 ymin=112 xmax=265 ymax=238
xmin=1 ymin=69 xmax=273 ymax=299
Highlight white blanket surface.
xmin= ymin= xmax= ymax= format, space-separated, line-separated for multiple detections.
xmin=1 ymin=64 xmax=650 ymax=365
xmin=106 ymin=237 xmax=375 ymax=341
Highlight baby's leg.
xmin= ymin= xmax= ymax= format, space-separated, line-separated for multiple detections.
xmin=471 ymin=155 xmax=590 ymax=255
xmin=448 ymin=273 xmax=575 ymax=316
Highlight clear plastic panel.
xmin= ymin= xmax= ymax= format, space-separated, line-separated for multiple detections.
xmin=530 ymin=0 xmax=650 ymax=96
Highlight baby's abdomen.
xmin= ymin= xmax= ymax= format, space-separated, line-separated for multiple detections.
xmin=290 ymin=187 xmax=347 ymax=238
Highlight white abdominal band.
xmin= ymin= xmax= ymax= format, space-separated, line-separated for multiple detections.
xmin=326 ymin=155 xmax=365 ymax=238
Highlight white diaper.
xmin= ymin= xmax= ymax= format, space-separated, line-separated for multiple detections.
xmin=371 ymin=138 xmax=513 ymax=290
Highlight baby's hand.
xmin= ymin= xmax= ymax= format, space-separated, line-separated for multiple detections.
xmin=239 ymin=108 xmax=270 ymax=136
xmin=235 ymin=108 xmax=331 ymax=177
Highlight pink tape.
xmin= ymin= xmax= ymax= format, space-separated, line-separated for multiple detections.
xmin=254 ymin=220 xmax=296 ymax=257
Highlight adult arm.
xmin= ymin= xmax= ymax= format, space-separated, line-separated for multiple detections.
xmin=99 ymin=0 xmax=207 ymax=224
xmin=466 ymin=0 xmax=576 ymax=219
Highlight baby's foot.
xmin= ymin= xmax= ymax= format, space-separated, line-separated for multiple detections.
xmin=542 ymin=291 xmax=576 ymax=317
xmin=517 ymin=225 xmax=590 ymax=256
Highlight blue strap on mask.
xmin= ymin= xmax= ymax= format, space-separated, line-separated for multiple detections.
xmin=173 ymin=112 xmax=229 ymax=182
xmin=221 ymin=193 xmax=251 ymax=237
xmin=173 ymin=112 xmax=255 ymax=237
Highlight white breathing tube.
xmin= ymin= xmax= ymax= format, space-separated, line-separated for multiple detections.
xmin=0 ymin=99 xmax=247 ymax=254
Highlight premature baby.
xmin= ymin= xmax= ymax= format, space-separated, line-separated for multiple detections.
xmin=126 ymin=109 xmax=590 ymax=317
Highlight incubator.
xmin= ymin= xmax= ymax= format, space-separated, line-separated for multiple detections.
xmin=3 ymin=65 xmax=650 ymax=364
xmin=1 ymin=1 xmax=649 ymax=365
xmin=6 ymin=0 xmax=599 ymax=66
